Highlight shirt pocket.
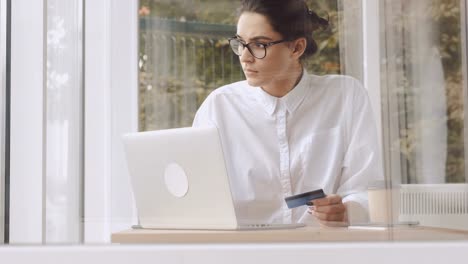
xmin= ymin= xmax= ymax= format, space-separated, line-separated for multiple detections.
xmin=299 ymin=126 xmax=345 ymax=191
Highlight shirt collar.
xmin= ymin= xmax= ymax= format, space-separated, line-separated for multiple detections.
xmin=254 ymin=69 xmax=310 ymax=116
xmin=256 ymin=87 xmax=279 ymax=116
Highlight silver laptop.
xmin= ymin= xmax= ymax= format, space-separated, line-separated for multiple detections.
xmin=122 ymin=126 xmax=305 ymax=230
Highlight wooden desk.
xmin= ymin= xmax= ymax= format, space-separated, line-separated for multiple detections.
xmin=111 ymin=226 xmax=468 ymax=244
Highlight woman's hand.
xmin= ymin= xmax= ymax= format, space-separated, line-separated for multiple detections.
xmin=308 ymin=194 xmax=348 ymax=226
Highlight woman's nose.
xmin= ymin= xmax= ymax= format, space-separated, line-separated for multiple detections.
xmin=239 ymin=47 xmax=254 ymax=63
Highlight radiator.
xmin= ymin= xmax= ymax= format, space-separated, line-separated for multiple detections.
xmin=399 ymin=184 xmax=468 ymax=230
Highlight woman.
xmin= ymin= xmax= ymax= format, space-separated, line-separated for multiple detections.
xmin=193 ymin=0 xmax=382 ymax=226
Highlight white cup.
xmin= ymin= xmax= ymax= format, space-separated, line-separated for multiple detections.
xmin=368 ymin=182 xmax=400 ymax=224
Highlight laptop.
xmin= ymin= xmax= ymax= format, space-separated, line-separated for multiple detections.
xmin=122 ymin=126 xmax=305 ymax=230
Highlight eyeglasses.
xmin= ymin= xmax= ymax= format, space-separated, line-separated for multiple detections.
xmin=228 ymin=37 xmax=289 ymax=59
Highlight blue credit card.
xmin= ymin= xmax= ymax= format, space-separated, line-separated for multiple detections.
xmin=284 ymin=189 xmax=326 ymax=209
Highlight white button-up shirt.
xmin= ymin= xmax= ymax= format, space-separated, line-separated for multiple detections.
xmin=193 ymin=72 xmax=382 ymax=225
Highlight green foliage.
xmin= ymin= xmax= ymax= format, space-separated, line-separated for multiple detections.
xmin=304 ymin=0 xmax=341 ymax=74
xmin=139 ymin=0 xmax=238 ymax=24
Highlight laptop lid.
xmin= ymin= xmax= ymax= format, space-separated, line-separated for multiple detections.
xmin=122 ymin=126 xmax=239 ymax=229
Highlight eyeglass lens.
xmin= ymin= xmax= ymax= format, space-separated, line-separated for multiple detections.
xmin=229 ymin=39 xmax=266 ymax=59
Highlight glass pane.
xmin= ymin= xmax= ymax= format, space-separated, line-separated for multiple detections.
xmin=381 ymin=0 xmax=468 ymax=230
xmin=382 ymin=0 xmax=467 ymax=184
xmin=46 ymin=0 xmax=83 ymax=243
xmin=138 ymin=0 xmax=342 ymax=131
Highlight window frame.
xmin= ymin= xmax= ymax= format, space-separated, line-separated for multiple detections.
xmin=8 ymin=0 xmax=45 ymax=243
xmin=462 ymin=0 xmax=468 ymax=183
xmin=362 ymin=0 xmax=382 ymax=145
xmin=0 ymin=0 xmax=8 ymax=244
xmin=108 ymin=0 xmax=139 ymax=235
xmin=83 ymin=0 xmax=112 ymax=243
xmin=84 ymin=0 xmax=138 ymax=242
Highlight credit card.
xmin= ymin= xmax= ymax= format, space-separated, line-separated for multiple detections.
xmin=284 ymin=189 xmax=325 ymax=209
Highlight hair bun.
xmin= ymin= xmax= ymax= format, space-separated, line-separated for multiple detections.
xmin=308 ymin=9 xmax=329 ymax=30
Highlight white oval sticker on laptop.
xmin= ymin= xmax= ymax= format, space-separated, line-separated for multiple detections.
xmin=164 ymin=162 xmax=189 ymax=198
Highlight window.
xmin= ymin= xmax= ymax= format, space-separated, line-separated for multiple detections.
xmin=138 ymin=0 xmax=345 ymax=131
xmin=137 ymin=0 xmax=468 ymax=231
xmin=4 ymin=0 xmax=468 ymax=247
xmin=380 ymin=0 xmax=468 ymax=230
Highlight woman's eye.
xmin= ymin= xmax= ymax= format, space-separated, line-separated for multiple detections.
xmin=253 ymin=43 xmax=266 ymax=48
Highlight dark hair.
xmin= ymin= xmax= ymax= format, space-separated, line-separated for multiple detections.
xmin=238 ymin=0 xmax=329 ymax=59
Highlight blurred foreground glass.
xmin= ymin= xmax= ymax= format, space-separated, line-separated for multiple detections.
xmin=45 ymin=0 xmax=83 ymax=243
xmin=381 ymin=0 xmax=468 ymax=229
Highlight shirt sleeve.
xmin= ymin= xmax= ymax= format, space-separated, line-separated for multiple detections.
xmin=338 ymin=78 xmax=384 ymax=215
xmin=192 ymin=93 xmax=217 ymax=128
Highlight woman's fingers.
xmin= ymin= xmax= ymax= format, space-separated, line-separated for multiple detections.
xmin=308 ymin=194 xmax=347 ymax=223
xmin=313 ymin=203 xmax=346 ymax=214
xmin=312 ymin=210 xmax=345 ymax=222
xmin=311 ymin=194 xmax=342 ymax=206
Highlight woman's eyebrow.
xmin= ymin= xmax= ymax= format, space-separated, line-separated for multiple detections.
xmin=235 ymin=34 xmax=274 ymax=42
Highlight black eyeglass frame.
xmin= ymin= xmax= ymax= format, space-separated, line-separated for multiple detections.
xmin=228 ymin=37 xmax=290 ymax=59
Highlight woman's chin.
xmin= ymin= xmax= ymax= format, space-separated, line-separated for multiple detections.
xmin=246 ymin=78 xmax=263 ymax=88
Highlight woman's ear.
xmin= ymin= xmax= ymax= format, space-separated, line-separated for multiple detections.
xmin=291 ymin=37 xmax=307 ymax=59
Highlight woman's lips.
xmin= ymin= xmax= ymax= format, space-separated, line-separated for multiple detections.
xmin=244 ymin=68 xmax=258 ymax=76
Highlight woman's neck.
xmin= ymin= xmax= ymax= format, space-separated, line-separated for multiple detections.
xmin=261 ymin=66 xmax=303 ymax=98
